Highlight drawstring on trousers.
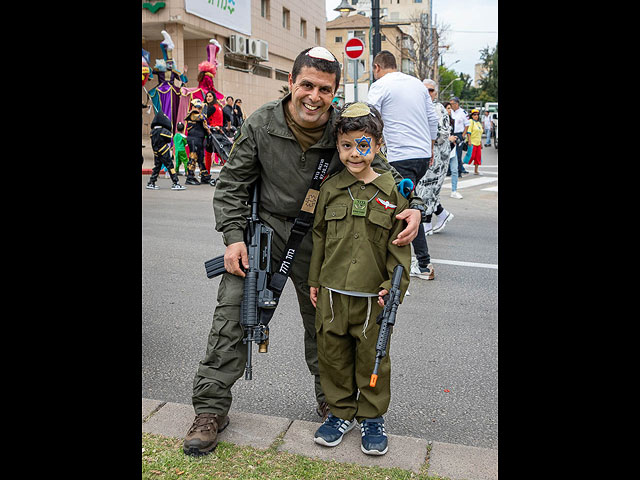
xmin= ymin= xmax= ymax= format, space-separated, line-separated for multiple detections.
xmin=325 ymin=288 xmax=372 ymax=338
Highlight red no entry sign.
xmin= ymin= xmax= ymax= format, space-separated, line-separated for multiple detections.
xmin=344 ymin=37 xmax=365 ymax=60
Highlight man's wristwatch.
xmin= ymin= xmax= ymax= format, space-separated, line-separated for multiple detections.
xmin=411 ymin=203 xmax=428 ymax=223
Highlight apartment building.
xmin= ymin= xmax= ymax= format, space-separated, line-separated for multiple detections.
xmin=142 ymin=0 xmax=325 ymax=135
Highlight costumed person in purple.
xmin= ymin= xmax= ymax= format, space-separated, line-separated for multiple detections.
xmin=146 ymin=110 xmax=186 ymax=191
xmin=148 ymin=31 xmax=188 ymax=132
xmin=177 ymin=39 xmax=224 ymax=125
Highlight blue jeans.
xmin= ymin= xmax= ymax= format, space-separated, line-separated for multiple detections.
xmin=448 ymin=152 xmax=458 ymax=192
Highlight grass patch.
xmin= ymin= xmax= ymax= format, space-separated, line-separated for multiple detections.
xmin=142 ymin=433 xmax=449 ymax=480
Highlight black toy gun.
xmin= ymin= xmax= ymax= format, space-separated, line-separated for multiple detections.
xmin=369 ymin=264 xmax=404 ymax=388
xmin=203 ymin=184 xmax=277 ymax=380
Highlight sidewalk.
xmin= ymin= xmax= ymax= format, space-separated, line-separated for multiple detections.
xmin=142 ymin=398 xmax=498 ymax=480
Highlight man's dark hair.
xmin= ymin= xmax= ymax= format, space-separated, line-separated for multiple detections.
xmin=334 ymin=103 xmax=385 ymax=143
xmin=226 ymin=96 xmax=234 ymax=102
xmin=291 ymin=47 xmax=341 ymax=92
xmin=373 ymin=50 xmax=397 ymax=70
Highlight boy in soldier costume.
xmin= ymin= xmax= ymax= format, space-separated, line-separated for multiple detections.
xmin=146 ymin=110 xmax=185 ymax=190
xmin=308 ymin=102 xmax=410 ymax=456
xmin=183 ymin=47 xmax=424 ymax=457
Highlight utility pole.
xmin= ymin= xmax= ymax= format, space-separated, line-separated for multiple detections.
xmin=371 ymin=0 xmax=381 ymax=59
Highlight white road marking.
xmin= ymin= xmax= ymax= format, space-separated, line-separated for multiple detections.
xmin=431 ymin=258 xmax=498 ymax=269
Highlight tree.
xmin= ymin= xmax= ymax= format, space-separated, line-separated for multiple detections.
xmin=478 ymin=42 xmax=498 ymax=101
xmin=409 ymin=12 xmax=450 ymax=82
xmin=438 ymin=65 xmax=463 ymax=99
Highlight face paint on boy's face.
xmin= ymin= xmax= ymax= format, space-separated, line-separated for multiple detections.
xmin=354 ymin=136 xmax=372 ymax=156
xmin=337 ymin=130 xmax=380 ymax=179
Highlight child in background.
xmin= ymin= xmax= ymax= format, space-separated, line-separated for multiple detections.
xmin=308 ymin=102 xmax=411 ymax=456
xmin=173 ymin=122 xmax=189 ymax=175
xmin=146 ymin=110 xmax=186 ymax=190
xmin=466 ymin=109 xmax=483 ymax=175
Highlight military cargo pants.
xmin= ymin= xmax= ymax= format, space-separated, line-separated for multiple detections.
xmin=316 ymin=288 xmax=391 ymax=423
xmin=192 ymin=210 xmax=324 ymax=416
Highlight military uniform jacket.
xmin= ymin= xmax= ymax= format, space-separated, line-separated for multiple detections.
xmin=308 ymin=168 xmax=411 ymax=300
xmin=213 ymin=93 xmax=425 ymax=247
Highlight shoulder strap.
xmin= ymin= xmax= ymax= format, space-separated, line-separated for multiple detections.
xmin=268 ymin=154 xmax=332 ymax=296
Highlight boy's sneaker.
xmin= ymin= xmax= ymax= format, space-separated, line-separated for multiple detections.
xmin=423 ymin=222 xmax=433 ymax=236
xmin=171 ymin=183 xmax=186 ymax=190
xmin=360 ymin=417 xmax=388 ymax=455
xmin=314 ymin=413 xmax=356 ymax=447
xmin=433 ymin=212 xmax=454 ymax=234
xmin=145 ymin=182 xmax=159 ymax=190
xmin=186 ymin=177 xmax=200 ymax=185
xmin=450 ymin=191 xmax=463 ymax=199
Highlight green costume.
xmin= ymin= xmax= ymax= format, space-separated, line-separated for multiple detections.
xmin=308 ymin=168 xmax=411 ymax=422
xmin=192 ymin=94 xmax=424 ymax=417
xmin=173 ymin=132 xmax=189 ymax=173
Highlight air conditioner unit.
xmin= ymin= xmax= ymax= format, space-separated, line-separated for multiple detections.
xmin=229 ymin=34 xmax=248 ymax=55
xmin=248 ymin=38 xmax=261 ymax=58
xmin=257 ymin=40 xmax=269 ymax=61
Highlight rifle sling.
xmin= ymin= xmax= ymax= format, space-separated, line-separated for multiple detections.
xmin=268 ymin=155 xmax=332 ymax=296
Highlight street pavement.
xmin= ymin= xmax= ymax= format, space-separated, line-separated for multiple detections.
xmin=142 ymin=136 xmax=498 ymax=479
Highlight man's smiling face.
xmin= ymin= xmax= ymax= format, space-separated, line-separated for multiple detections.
xmin=287 ymin=66 xmax=336 ymax=128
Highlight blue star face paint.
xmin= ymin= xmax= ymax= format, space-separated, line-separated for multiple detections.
xmin=355 ymin=136 xmax=372 ymax=156
xmin=337 ymin=130 xmax=380 ymax=182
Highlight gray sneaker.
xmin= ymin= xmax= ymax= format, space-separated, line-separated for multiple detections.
xmin=145 ymin=182 xmax=159 ymax=190
xmin=171 ymin=183 xmax=186 ymax=190
xmin=410 ymin=262 xmax=435 ymax=280
xmin=433 ymin=212 xmax=454 ymax=233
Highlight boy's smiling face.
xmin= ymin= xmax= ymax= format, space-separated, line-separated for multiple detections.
xmin=337 ymin=129 xmax=381 ymax=180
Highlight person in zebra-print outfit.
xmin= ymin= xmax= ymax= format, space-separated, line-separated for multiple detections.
xmin=415 ymin=79 xmax=456 ymax=235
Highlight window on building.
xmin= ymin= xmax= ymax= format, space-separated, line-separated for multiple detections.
xmin=261 ymin=0 xmax=270 ymax=18
xmin=335 ymin=36 xmax=343 ymax=43
xmin=224 ymin=54 xmax=250 ymax=72
xmin=414 ymin=0 xmax=422 ymax=3
xmin=253 ymin=64 xmax=272 ymax=78
xmin=282 ymin=8 xmax=290 ymax=29
xmin=315 ymin=27 xmax=321 ymax=45
xmin=300 ymin=18 xmax=307 ymax=38
xmin=275 ymin=69 xmax=289 ymax=81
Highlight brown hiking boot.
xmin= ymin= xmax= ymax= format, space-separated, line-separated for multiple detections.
xmin=316 ymin=401 xmax=330 ymax=422
xmin=183 ymin=413 xmax=230 ymax=456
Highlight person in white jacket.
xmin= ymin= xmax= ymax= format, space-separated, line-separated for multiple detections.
xmin=367 ymin=50 xmax=439 ymax=280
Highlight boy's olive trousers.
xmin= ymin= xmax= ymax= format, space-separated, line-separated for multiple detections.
xmin=316 ymin=288 xmax=391 ymax=423
xmin=192 ymin=210 xmax=324 ymax=416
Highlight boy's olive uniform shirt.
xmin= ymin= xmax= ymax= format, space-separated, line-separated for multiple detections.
xmin=308 ymin=168 xmax=411 ymax=300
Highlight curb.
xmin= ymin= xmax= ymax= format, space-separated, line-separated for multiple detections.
xmin=142 ymin=398 xmax=498 ymax=480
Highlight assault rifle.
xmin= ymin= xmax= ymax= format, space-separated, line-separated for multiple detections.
xmin=203 ymin=184 xmax=277 ymax=380
xmin=369 ymin=264 xmax=404 ymax=388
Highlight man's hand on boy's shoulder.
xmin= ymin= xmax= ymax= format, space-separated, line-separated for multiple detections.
xmin=392 ymin=208 xmax=420 ymax=246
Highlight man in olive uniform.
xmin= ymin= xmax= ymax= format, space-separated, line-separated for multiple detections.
xmin=183 ymin=47 xmax=425 ymax=456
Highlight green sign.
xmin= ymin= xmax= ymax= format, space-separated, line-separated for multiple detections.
xmin=142 ymin=2 xmax=166 ymax=14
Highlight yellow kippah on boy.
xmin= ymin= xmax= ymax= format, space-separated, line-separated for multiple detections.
xmin=341 ymin=102 xmax=372 ymax=118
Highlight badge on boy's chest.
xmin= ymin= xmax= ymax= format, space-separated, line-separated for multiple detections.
xmin=351 ymin=198 xmax=368 ymax=217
